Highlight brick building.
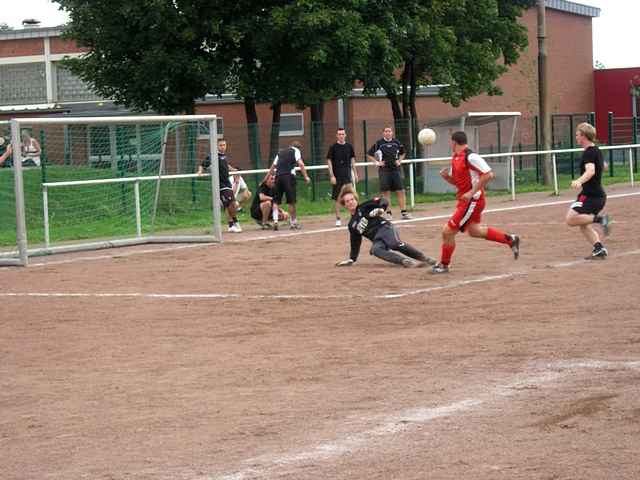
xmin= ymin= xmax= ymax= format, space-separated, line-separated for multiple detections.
xmin=594 ymin=67 xmax=640 ymax=144
xmin=0 ymin=0 xmax=600 ymax=168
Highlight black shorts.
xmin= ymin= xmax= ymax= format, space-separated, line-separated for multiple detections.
xmin=220 ymin=188 xmax=234 ymax=208
xmin=331 ymin=176 xmax=353 ymax=200
xmin=250 ymin=200 xmax=273 ymax=221
xmin=571 ymin=193 xmax=606 ymax=215
xmin=273 ymin=174 xmax=296 ymax=204
xmin=379 ymin=169 xmax=404 ymax=192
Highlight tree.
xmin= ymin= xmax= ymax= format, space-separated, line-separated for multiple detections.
xmin=263 ymin=1 xmax=383 ymax=165
xmin=216 ymin=1 xmax=380 ymax=158
xmin=57 ymin=0 xmax=227 ymax=114
xmin=359 ymin=0 xmax=534 ymax=131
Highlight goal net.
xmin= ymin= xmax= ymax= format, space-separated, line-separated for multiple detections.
xmin=0 ymin=115 xmax=223 ymax=266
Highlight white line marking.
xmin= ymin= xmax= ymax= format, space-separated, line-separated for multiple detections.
xmin=215 ymin=360 xmax=640 ymax=480
xmin=3 ymin=250 xmax=639 ymax=301
xmin=6 ymin=190 xmax=639 ymax=269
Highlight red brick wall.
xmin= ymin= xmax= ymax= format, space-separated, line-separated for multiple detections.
xmin=594 ymin=67 xmax=640 ymax=143
xmin=0 ymin=38 xmax=43 ymax=57
xmin=50 ymin=37 xmax=89 ymax=55
xmin=349 ymin=8 xmax=596 ymax=148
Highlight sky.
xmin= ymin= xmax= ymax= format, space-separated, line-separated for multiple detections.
xmin=1 ymin=0 xmax=639 ymax=69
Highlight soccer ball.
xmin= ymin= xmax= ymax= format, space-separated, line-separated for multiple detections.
xmin=0 ymin=137 xmax=4 ymax=146
xmin=418 ymin=128 xmax=437 ymax=145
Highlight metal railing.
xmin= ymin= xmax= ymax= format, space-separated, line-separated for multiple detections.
xmin=39 ymin=143 xmax=640 ymax=250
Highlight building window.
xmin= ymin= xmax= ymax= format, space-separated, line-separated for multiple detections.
xmin=197 ymin=118 xmax=224 ymax=139
xmin=0 ymin=63 xmax=47 ymax=105
xmin=55 ymin=64 xmax=101 ymax=102
xmin=279 ymin=113 xmax=304 ymax=136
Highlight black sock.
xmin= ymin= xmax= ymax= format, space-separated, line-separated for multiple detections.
xmin=594 ymin=242 xmax=603 ymax=250
xmin=401 ymin=209 xmax=407 ymax=214
xmin=593 ymin=215 xmax=602 ymax=224
xmin=232 ymin=217 xmax=238 ymax=223
xmin=228 ymin=220 xmax=234 ymax=227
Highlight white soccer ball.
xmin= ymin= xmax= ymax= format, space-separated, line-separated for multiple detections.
xmin=0 ymin=137 xmax=5 ymax=146
xmin=418 ymin=128 xmax=437 ymax=145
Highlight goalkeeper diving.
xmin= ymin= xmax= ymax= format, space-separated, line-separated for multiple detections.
xmin=335 ymin=184 xmax=436 ymax=268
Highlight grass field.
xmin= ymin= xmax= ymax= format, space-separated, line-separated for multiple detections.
xmin=0 ymin=158 xmax=637 ymax=248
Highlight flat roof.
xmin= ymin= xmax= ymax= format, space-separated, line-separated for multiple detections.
xmin=547 ymin=0 xmax=600 ymax=18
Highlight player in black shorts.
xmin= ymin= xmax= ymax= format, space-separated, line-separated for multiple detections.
xmin=566 ymin=122 xmax=610 ymax=259
xmin=367 ymin=127 xmax=411 ymax=220
xmin=267 ymin=141 xmax=310 ymax=230
xmin=327 ymin=128 xmax=357 ymax=227
xmin=250 ymin=174 xmax=289 ymax=229
xmin=335 ymin=184 xmax=436 ymax=268
xmin=197 ymin=138 xmax=242 ymax=233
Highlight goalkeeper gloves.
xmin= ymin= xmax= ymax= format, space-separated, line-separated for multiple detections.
xmin=368 ymin=207 xmax=386 ymax=218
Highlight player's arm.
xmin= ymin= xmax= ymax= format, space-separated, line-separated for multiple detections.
xmin=396 ymin=143 xmax=406 ymax=166
xmin=336 ymin=229 xmax=362 ymax=266
xmin=0 ymin=144 xmax=11 ymax=165
xmin=350 ymin=155 xmax=358 ymax=184
xmin=296 ymin=158 xmax=311 ymax=183
xmin=360 ymin=197 xmax=388 ymax=218
xmin=571 ymin=163 xmax=596 ymax=189
xmin=32 ymin=138 xmax=41 ymax=155
xmin=462 ymin=153 xmax=494 ymax=199
xmin=375 ymin=196 xmax=389 ymax=211
xmin=468 ymin=171 xmax=494 ymax=198
xmin=259 ymin=188 xmax=272 ymax=202
xmin=439 ymin=166 xmax=456 ymax=185
xmin=326 ymin=155 xmax=336 ymax=184
xmin=197 ymin=155 xmax=211 ymax=175
xmin=267 ymin=156 xmax=278 ymax=179
xmin=367 ymin=143 xmax=383 ymax=167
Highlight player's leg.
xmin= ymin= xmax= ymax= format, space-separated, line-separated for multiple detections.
xmin=466 ymin=222 xmax=519 ymax=256
xmin=391 ymin=171 xmax=411 ymax=219
xmin=237 ymin=189 xmax=252 ymax=210
xmin=371 ymin=226 xmax=426 ymax=267
xmin=383 ymin=225 xmax=435 ymax=265
xmin=222 ymin=190 xmax=241 ymax=233
xmin=272 ymin=177 xmax=284 ymax=230
xmin=460 ymin=196 xmax=519 ymax=258
xmin=430 ymin=223 xmax=458 ymax=273
xmin=332 ymin=180 xmax=343 ymax=226
xmin=286 ymin=176 xmax=300 ymax=229
xmin=566 ymin=196 xmax=607 ymax=258
xmin=260 ymin=201 xmax=272 ymax=228
xmin=431 ymin=200 xmax=469 ymax=273
xmin=370 ymin=238 xmax=412 ymax=266
xmin=379 ymin=170 xmax=393 ymax=216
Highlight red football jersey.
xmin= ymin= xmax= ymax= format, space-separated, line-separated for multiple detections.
xmin=449 ymin=148 xmax=492 ymax=199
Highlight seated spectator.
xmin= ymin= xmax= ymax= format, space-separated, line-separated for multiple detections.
xmin=21 ymin=130 xmax=41 ymax=167
xmin=250 ymin=174 xmax=289 ymax=229
xmin=230 ymin=172 xmax=252 ymax=212
xmin=0 ymin=138 xmax=12 ymax=168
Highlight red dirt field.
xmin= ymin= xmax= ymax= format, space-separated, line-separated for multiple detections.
xmin=1 ymin=186 xmax=640 ymax=480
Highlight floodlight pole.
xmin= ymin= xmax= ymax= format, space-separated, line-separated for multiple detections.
xmin=537 ymin=0 xmax=554 ymax=188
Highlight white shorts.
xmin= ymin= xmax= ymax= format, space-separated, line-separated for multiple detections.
xmin=230 ymin=175 xmax=249 ymax=200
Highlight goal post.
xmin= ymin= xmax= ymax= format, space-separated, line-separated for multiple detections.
xmin=0 ymin=115 xmax=223 ymax=266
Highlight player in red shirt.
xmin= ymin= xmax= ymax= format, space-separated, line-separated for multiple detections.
xmin=431 ymin=131 xmax=520 ymax=274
